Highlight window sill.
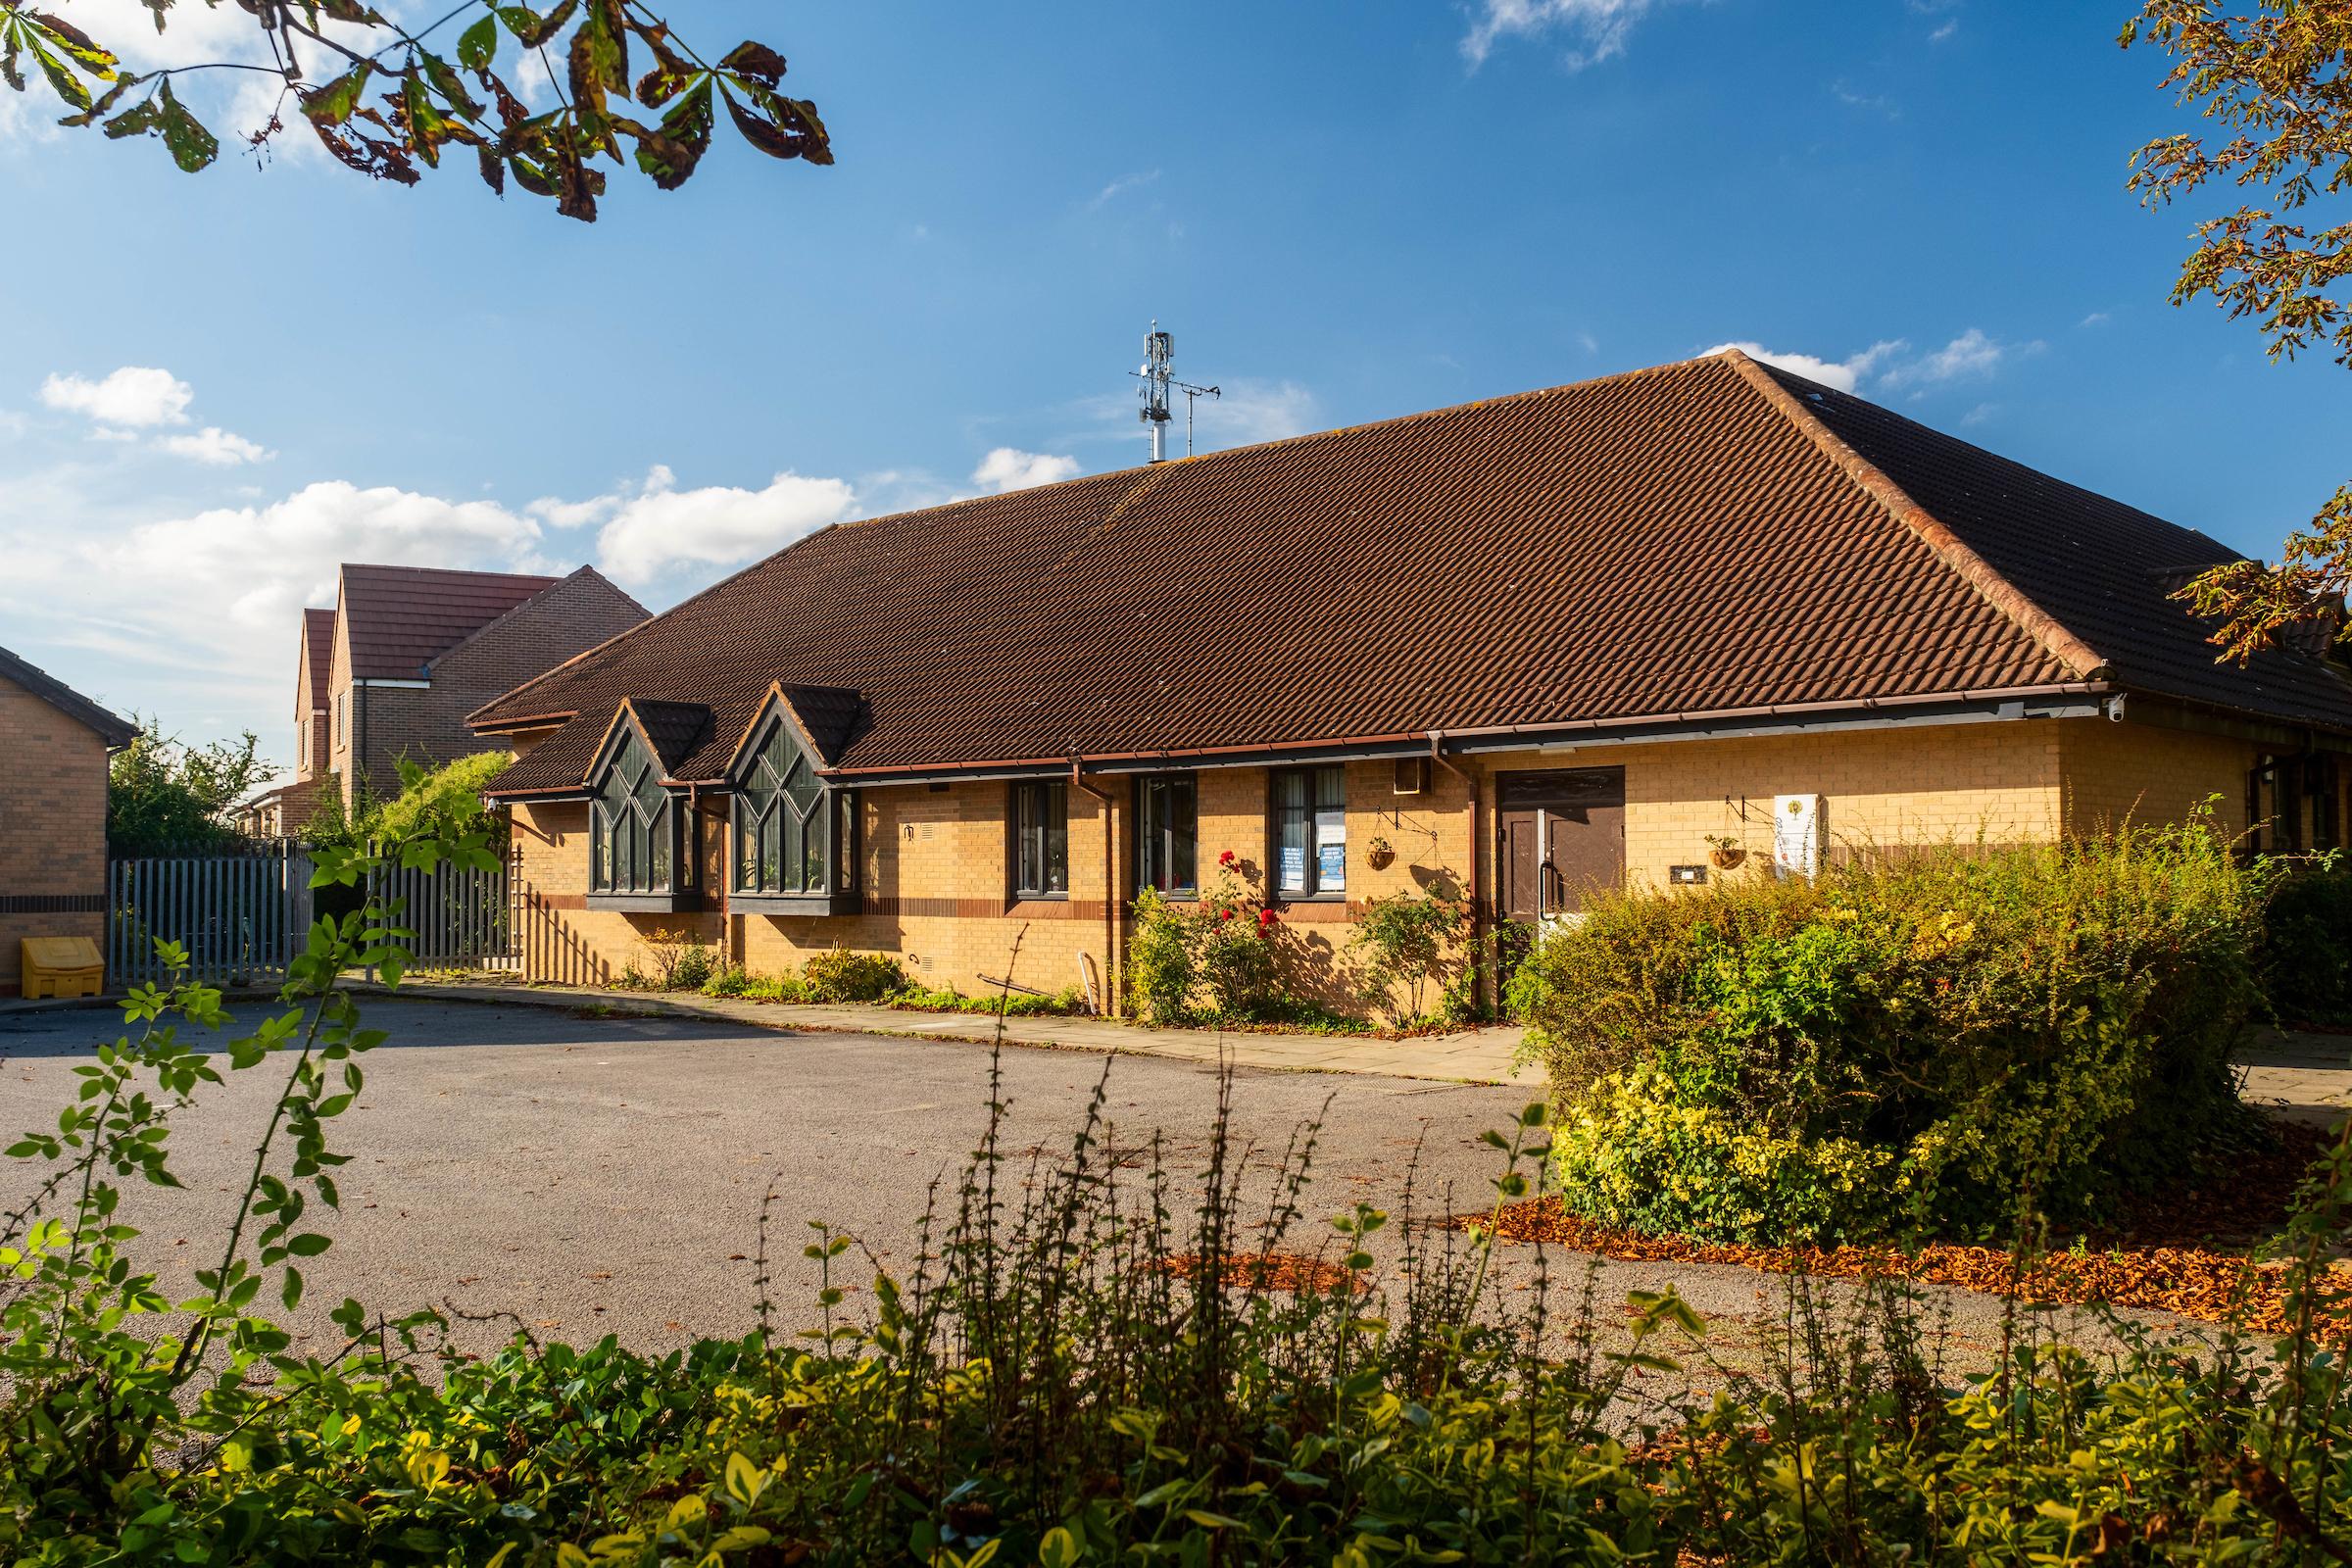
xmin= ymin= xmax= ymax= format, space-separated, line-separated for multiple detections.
xmin=733 ymin=891 xmax=861 ymax=917
xmin=587 ymin=891 xmax=706 ymax=913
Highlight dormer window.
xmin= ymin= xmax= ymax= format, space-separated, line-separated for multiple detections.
xmin=585 ymin=713 xmax=699 ymax=910
xmin=729 ymin=704 xmax=860 ymax=914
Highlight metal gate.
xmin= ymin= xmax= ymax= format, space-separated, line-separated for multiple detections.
xmin=107 ymin=840 xmax=518 ymax=990
xmin=107 ymin=841 xmax=314 ymax=988
xmin=366 ymin=846 xmax=517 ymax=973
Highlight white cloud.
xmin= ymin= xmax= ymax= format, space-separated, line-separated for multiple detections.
xmin=1702 ymin=340 xmax=1906 ymax=394
xmin=2081 ymin=311 xmax=2112 ymax=328
xmin=544 ymin=465 xmax=859 ymax=590
xmin=1192 ymin=379 xmax=1321 ymax=447
xmin=971 ymin=447 xmax=1081 ymax=494
xmin=96 ymin=481 xmax=543 ymax=632
xmin=1880 ymin=326 xmax=2008 ymax=387
xmin=1089 ymin=169 xmax=1160 ymax=210
xmin=1461 ymin=0 xmax=1662 ymax=68
xmin=41 ymin=366 xmax=194 ymax=427
xmin=159 ymin=425 xmax=273 ymax=466
xmin=1929 ymin=19 xmax=1959 ymax=41
xmin=1832 ymin=79 xmax=1899 ymax=119
xmin=1709 ymin=330 xmax=2033 ymax=394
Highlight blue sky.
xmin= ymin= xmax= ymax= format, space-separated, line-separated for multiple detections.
xmin=4 ymin=0 xmax=2347 ymax=777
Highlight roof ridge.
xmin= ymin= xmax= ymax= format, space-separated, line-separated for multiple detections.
xmin=819 ymin=352 xmax=1731 ymax=534
xmin=1719 ymin=350 xmax=2110 ymax=682
xmin=425 ymin=563 xmax=648 ymax=676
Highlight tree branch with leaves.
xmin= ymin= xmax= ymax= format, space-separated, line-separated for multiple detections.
xmin=2124 ymin=1 xmax=2352 ymax=662
xmin=0 ymin=0 xmax=830 ymax=220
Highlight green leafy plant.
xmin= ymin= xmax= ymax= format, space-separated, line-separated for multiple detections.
xmin=1515 ymin=817 xmax=2276 ymax=1243
xmin=2261 ymin=854 xmax=2352 ymax=1027
xmin=106 ymin=719 xmax=267 ymax=855
xmin=798 ymin=945 xmax=906 ymax=1004
xmin=0 ymin=819 xmax=493 ymax=1543
xmin=1348 ymin=883 xmax=1470 ymax=1025
xmin=0 ymin=2 xmax=831 ymax=221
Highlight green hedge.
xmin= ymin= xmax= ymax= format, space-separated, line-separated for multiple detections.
xmin=1510 ymin=821 xmax=2271 ymax=1244
xmin=2261 ymin=862 xmax=2352 ymax=1027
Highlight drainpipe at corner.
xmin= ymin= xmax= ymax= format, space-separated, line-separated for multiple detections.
xmin=1426 ymin=732 xmax=1483 ymax=1015
xmin=1069 ymin=757 xmax=1119 ymax=1017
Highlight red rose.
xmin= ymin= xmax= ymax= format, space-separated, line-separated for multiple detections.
xmin=1218 ymin=850 xmax=1237 ymax=867
xmin=1219 ymin=908 xmax=1234 ymax=921
xmin=1258 ymin=908 xmax=1278 ymax=928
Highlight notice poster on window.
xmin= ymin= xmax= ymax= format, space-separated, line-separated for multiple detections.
xmin=1279 ymin=845 xmax=1305 ymax=891
xmin=1314 ymin=808 xmax=1346 ymax=890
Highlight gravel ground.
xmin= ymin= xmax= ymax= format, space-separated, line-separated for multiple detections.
xmin=0 ymin=997 xmax=2207 ymax=1382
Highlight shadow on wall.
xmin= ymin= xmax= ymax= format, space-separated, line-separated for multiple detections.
xmin=515 ymin=887 xmax=612 ymax=987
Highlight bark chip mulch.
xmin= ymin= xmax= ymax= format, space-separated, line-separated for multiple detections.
xmin=1155 ymin=1252 xmax=1363 ymax=1295
xmin=1459 ymin=1123 xmax=2345 ymax=1334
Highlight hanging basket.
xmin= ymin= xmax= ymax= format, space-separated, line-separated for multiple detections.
xmin=1709 ymin=846 xmax=1746 ymax=870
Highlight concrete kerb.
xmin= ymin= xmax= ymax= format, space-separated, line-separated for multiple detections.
xmin=346 ymin=981 xmax=1533 ymax=1086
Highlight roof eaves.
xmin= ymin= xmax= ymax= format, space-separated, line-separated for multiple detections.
xmin=1721 ymin=350 xmax=2111 ymax=682
xmin=0 ymin=646 xmax=140 ymax=749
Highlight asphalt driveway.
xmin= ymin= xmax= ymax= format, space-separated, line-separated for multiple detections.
xmin=0 ymin=996 xmax=2249 ymax=1374
xmin=0 ymin=998 xmax=1550 ymax=1355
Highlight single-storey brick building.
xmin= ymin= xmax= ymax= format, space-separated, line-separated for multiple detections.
xmin=466 ymin=351 xmax=2352 ymax=1011
xmin=0 ymin=646 xmax=138 ymax=996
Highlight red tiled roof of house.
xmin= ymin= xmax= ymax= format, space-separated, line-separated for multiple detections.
xmin=469 ymin=351 xmax=2352 ymax=794
xmin=302 ymin=608 xmax=335 ymax=710
xmin=338 ymin=564 xmax=564 ymax=679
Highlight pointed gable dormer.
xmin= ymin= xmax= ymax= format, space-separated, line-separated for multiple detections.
xmin=582 ymin=698 xmax=711 ymax=911
xmin=724 ymin=683 xmax=865 ymax=915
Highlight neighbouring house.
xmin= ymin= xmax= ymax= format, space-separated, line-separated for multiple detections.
xmin=239 ymin=564 xmax=649 ymax=834
xmin=464 ymin=350 xmax=2352 ymax=1014
xmin=0 ymin=646 xmax=138 ymax=996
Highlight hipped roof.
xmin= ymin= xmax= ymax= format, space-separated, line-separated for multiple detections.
xmin=470 ymin=351 xmax=2352 ymax=794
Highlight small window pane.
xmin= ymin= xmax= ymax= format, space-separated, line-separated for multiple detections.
xmin=1140 ymin=774 xmax=1197 ymax=895
xmin=1015 ymin=782 xmax=1069 ymax=897
xmin=1273 ymin=765 xmax=1346 ymax=897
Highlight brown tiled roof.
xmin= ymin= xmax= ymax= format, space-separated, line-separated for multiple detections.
xmin=626 ymin=699 xmax=713 ymax=774
xmin=1764 ymin=365 xmax=2352 ymax=728
xmin=471 ymin=351 xmax=2352 ymax=794
xmin=302 ymin=609 xmax=335 ymax=710
xmin=0 ymin=645 xmax=139 ymax=749
xmin=339 ymin=564 xmax=564 ymax=679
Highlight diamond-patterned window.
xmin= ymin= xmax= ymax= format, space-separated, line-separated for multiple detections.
xmin=590 ymin=725 xmax=674 ymax=895
xmin=733 ymin=716 xmax=835 ymax=897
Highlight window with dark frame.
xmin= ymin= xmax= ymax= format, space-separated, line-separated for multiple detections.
xmin=1136 ymin=772 xmax=1198 ymax=897
xmin=1271 ymin=764 xmax=1347 ymax=899
xmin=590 ymin=725 xmax=673 ymax=895
xmin=732 ymin=717 xmax=832 ymax=898
xmin=1012 ymin=780 xmax=1069 ymax=898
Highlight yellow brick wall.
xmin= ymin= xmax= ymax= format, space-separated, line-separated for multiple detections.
xmin=0 ymin=671 xmax=113 ymax=993
xmin=501 ymin=713 xmax=2310 ymax=1016
xmin=739 ymin=780 xmax=1115 ymax=1004
xmin=2057 ymin=717 xmax=2255 ymax=839
xmin=1480 ymin=719 xmax=2067 ymax=895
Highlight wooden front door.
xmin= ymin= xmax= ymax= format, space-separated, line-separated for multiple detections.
xmin=1497 ymin=767 xmax=1626 ymax=922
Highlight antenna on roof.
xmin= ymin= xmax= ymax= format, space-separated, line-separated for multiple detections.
xmin=1132 ymin=319 xmax=1219 ymax=462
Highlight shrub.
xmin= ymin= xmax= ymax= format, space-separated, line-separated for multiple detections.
xmin=701 ymin=964 xmax=809 ymax=1003
xmin=1348 ymin=883 xmax=1470 ymax=1024
xmin=1514 ymin=819 xmax=2273 ymax=1243
xmin=2261 ymin=858 xmax=2352 ymax=1026
xmin=1127 ymin=885 xmax=1194 ymax=1025
xmin=799 ymin=945 xmax=906 ymax=1003
xmin=1126 ymin=859 xmax=1290 ymax=1024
